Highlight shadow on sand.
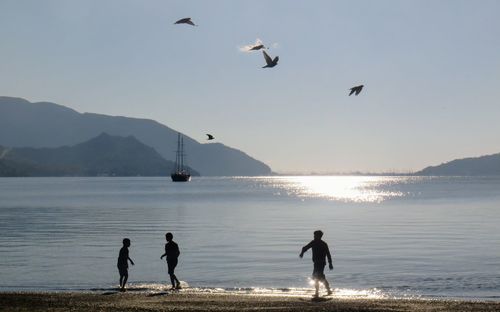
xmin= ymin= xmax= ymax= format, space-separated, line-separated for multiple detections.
xmin=146 ymin=292 xmax=169 ymax=297
xmin=299 ymin=297 xmax=332 ymax=303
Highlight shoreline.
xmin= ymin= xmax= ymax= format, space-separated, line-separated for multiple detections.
xmin=1 ymin=292 xmax=500 ymax=312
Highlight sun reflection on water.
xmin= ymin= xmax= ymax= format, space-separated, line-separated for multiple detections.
xmin=262 ymin=176 xmax=406 ymax=203
xmin=114 ymin=282 xmax=389 ymax=299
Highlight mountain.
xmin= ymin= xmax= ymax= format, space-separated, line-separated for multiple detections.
xmin=0 ymin=133 xmax=199 ymax=177
xmin=416 ymin=153 xmax=500 ymax=176
xmin=0 ymin=96 xmax=272 ymax=176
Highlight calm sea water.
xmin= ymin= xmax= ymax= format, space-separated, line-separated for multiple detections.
xmin=1 ymin=176 xmax=499 ymax=300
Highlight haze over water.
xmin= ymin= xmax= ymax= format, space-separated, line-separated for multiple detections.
xmin=1 ymin=176 xmax=499 ymax=300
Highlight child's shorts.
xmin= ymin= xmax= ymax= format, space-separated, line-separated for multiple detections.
xmin=312 ymin=262 xmax=326 ymax=280
xmin=118 ymin=265 xmax=128 ymax=276
xmin=167 ymin=259 xmax=178 ymax=274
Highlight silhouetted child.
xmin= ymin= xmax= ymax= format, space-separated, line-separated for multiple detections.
xmin=160 ymin=232 xmax=181 ymax=289
xmin=117 ymin=238 xmax=134 ymax=291
xmin=300 ymin=230 xmax=333 ymax=297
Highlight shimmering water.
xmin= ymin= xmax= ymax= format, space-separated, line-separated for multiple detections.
xmin=1 ymin=176 xmax=500 ymax=300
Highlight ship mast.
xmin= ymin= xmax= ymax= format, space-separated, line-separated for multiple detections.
xmin=180 ymin=136 xmax=184 ymax=171
xmin=171 ymin=132 xmax=190 ymax=181
xmin=176 ymin=132 xmax=181 ymax=172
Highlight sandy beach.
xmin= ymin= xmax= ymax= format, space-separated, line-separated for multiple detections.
xmin=1 ymin=292 xmax=499 ymax=312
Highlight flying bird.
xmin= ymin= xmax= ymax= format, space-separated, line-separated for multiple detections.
xmin=206 ymin=134 xmax=215 ymax=140
xmin=249 ymin=44 xmax=265 ymax=51
xmin=349 ymin=85 xmax=364 ymax=96
xmin=174 ymin=17 xmax=197 ymax=26
xmin=262 ymin=50 xmax=279 ymax=68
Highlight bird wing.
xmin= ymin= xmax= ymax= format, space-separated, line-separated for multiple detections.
xmin=206 ymin=134 xmax=214 ymax=140
xmin=349 ymin=88 xmax=356 ymax=96
xmin=175 ymin=18 xmax=194 ymax=25
xmin=263 ymin=51 xmax=273 ymax=65
xmin=355 ymin=85 xmax=363 ymax=95
xmin=273 ymin=56 xmax=279 ymax=64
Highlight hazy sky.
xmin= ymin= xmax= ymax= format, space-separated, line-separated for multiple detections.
xmin=1 ymin=0 xmax=499 ymax=173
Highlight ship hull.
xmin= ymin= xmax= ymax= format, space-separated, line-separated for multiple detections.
xmin=171 ymin=173 xmax=191 ymax=182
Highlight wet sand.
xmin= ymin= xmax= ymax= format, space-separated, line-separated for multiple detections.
xmin=1 ymin=292 xmax=500 ymax=312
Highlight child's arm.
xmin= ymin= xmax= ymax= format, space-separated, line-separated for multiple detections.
xmin=299 ymin=241 xmax=313 ymax=258
xmin=125 ymin=249 xmax=134 ymax=265
xmin=160 ymin=245 xmax=167 ymax=259
xmin=326 ymin=244 xmax=333 ymax=269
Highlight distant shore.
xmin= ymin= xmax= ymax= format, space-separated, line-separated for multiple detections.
xmin=1 ymin=292 xmax=499 ymax=312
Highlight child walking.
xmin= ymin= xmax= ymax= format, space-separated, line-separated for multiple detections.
xmin=299 ymin=230 xmax=333 ymax=297
xmin=160 ymin=232 xmax=181 ymax=289
xmin=117 ymin=238 xmax=134 ymax=291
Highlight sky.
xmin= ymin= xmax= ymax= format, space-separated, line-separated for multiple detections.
xmin=1 ymin=0 xmax=499 ymax=173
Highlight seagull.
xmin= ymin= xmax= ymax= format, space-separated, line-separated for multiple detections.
xmin=206 ymin=134 xmax=214 ymax=140
xmin=262 ymin=51 xmax=279 ymax=68
xmin=349 ymin=85 xmax=364 ymax=96
xmin=174 ymin=17 xmax=197 ymax=26
xmin=249 ymin=44 xmax=265 ymax=51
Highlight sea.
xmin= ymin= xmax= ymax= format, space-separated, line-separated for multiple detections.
xmin=0 ymin=176 xmax=499 ymax=300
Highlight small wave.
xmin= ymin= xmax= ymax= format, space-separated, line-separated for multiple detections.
xmin=89 ymin=282 xmax=388 ymax=299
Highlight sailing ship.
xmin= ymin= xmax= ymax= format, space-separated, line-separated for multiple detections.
xmin=171 ymin=133 xmax=191 ymax=182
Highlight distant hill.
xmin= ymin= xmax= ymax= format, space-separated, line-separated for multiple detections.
xmin=416 ymin=153 xmax=500 ymax=176
xmin=0 ymin=96 xmax=272 ymax=176
xmin=0 ymin=133 xmax=199 ymax=177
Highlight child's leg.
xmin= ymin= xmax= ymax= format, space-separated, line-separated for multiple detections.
xmin=122 ymin=272 xmax=128 ymax=289
xmin=314 ymin=279 xmax=319 ymax=297
xmin=119 ymin=275 xmax=124 ymax=288
xmin=174 ymin=274 xmax=181 ymax=288
xmin=323 ymin=278 xmax=332 ymax=294
xmin=168 ymin=261 xmax=180 ymax=288
xmin=169 ymin=274 xmax=176 ymax=288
